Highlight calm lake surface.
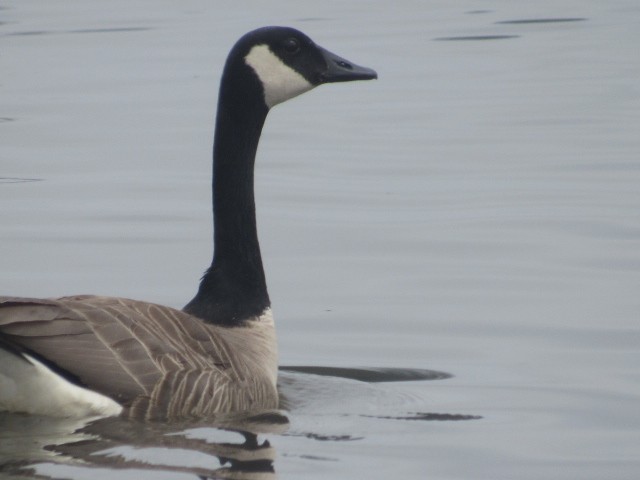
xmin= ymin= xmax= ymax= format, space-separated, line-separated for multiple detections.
xmin=2 ymin=0 xmax=639 ymax=478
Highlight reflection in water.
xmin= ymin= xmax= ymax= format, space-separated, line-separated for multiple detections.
xmin=0 ymin=411 xmax=287 ymax=480
xmin=362 ymin=412 xmax=481 ymax=421
xmin=279 ymin=366 xmax=451 ymax=382
xmin=0 ymin=177 xmax=43 ymax=184
xmin=434 ymin=35 xmax=520 ymax=41
xmin=5 ymin=27 xmax=151 ymax=37
xmin=495 ymin=18 xmax=587 ymax=24
xmin=0 ymin=367 xmax=479 ymax=478
xmin=434 ymin=16 xmax=588 ymax=43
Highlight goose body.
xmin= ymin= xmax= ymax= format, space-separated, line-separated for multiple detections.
xmin=0 ymin=296 xmax=277 ymax=419
xmin=0 ymin=27 xmax=376 ymax=419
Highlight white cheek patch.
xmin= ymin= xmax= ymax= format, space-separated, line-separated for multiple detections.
xmin=245 ymin=44 xmax=314 ymax=108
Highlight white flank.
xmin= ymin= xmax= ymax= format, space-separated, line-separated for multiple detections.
xmin=245 ymin=44 xmax=314 ymax=108
xmin=0 ymin=350 xmax=123 ymax=418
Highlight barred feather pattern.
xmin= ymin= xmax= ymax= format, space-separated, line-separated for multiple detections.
xmin=0 ymin=296 xmax=278 ymax=420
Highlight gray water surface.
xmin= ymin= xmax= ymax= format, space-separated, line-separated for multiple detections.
xmin=2 ymin=0 xmax=640 ymax=478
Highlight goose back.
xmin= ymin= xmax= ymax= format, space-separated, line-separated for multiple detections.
xmin=0 ymin=296 xmax=277 ymax=420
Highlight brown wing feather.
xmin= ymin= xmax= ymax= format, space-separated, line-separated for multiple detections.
xmin=0 ymin=295 xmax=278 ymax=419
xmin=0 ymin=296 xmax=231 ymax=405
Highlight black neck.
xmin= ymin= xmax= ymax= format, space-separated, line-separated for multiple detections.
xmin=184 ymin=63 xmax=271 ymax=326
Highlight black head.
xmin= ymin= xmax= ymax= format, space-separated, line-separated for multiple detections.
xmin=224 ymin=26 xmax=377 ymax=109
xmin=185 ymin=27 xmax=376 ymax=326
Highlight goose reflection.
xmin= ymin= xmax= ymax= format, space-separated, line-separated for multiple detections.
xmin=0 ymin=366 xmax=480 ymax=479
xmin=0 ymin=410 xmax=287 ymax=479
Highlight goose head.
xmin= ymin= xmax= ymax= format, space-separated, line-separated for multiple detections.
xmin=221 ymin=26 xmax=377 ymax=110
xmin=185 ymin=27 xmax=376 ymax=326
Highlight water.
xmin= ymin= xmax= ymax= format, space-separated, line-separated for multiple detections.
xmin=1 ymin=0 xmax=640 ymax=478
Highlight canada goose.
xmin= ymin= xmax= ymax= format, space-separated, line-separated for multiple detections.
xmin=0 ymin=26 xmax=376 ymax=420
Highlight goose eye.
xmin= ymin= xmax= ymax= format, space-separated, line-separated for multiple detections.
xmin=282 ymin=38 xmax=301 ymax=54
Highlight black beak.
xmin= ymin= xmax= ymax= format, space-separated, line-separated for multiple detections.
xmin=317 ymin=46 xmax=378 ymax=83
